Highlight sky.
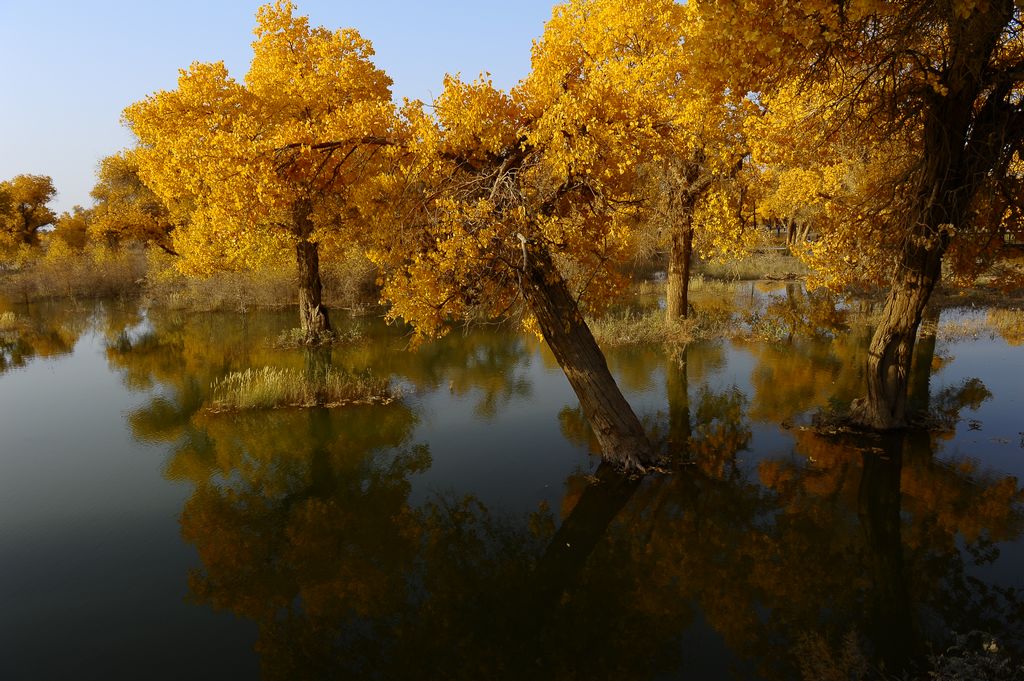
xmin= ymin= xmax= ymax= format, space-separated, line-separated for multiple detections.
xmin=0 ymin=0 xmax=557 ymax=214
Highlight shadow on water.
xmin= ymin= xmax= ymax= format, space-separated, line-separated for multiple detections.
xmin=86 ymin=297 xmax=1024 ymax=679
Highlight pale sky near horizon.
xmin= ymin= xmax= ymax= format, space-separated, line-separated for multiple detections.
xmin=0 ymin=1 xmax=556 ymax=214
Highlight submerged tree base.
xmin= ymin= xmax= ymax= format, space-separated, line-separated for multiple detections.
xmin=812 ymin=376 xmax=992 ymax=439
xmin=208 ymin=366 xmax=397 ymax=411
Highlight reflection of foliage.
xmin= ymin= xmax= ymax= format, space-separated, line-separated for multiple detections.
xmin=92 ymin=302 xmax=1024 ymax=678
xmin=745 ymin=324 xmax=873 ymax=423
xmin=690 ymin=385 xmax=751 ymax=478
xmin=182 ymin=439 xmax=431 ymax=680
xmin=932 ymin=378 xmax=994 ymax=428
xmin=748 ymin=286 xmax=849 ymax=343
xmin=169 ymin=385 xmax=1024 ymax=680
xmin=0 ymin=301 xmax=99 ymax=375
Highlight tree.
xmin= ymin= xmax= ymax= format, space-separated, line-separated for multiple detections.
xmin=639 ymin=5 xmax=753 ymax=321
xmin=89 ymin=150 xmax=178 ymax=254
xmin=52 ymin=206 xmax=92 ymax=250
xmin=690 ymin=0 xmax=1024 ymax=428
xmin=0 ymin=174 xmax=57 ymax=252
xmin=370 ymin=0 xmax=691 ymax=471
xmin=124 ymin=1 xmax=398 ymax=341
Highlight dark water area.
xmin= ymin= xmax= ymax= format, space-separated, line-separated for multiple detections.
xmin=1 ymin=294 xmax=1022 ymax=680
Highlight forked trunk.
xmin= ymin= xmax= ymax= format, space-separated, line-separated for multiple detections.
xmin=665 ymin=218 xmax=694 ymax=321
xmin=852 ymin=243 xmax=944 ymax=429
xmin=296 ymin=239 xmax=331 ymax=340
xmin=521 ymin=244 xmax=655 ymax=471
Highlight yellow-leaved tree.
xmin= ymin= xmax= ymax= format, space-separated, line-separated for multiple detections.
xmin=52 ymin=206 xmax=92 ymax=250
xmin=369 ymin=0 xmax=691 ymax=471
xmin=0 ymin=174 xmax=57 ymax=255
xmin=88 ymin=150 xmax=179 ymax=255
xmin=642 ymin=2 xmax=754 ymax=320
xmin=124 ymin=1 xmax=398 ymax=341
xmin=690 ymin=0 xmax=1024 ymax=428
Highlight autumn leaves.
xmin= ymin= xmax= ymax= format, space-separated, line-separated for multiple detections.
xmin=119 ymin=0 xmax=1024 ymax=456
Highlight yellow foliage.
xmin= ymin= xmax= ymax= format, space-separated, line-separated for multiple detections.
xmin=371 ymin=0 xmax=700 ymax=341
xmin=123 ymin=1 xmax=398 ymax=277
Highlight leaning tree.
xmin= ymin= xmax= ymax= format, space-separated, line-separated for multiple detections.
xmin=368 ymin=0 xmax=694 ymax=470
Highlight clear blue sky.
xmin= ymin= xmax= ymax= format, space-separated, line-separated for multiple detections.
xmin=0 ymin=0 xmax=556 ymax=214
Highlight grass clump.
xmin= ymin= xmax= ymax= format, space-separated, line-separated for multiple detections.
xmin=590 ymin=310 xmax=693 ymax=346
xmin=589 ymin=305 xmax=737 ymax=346
xmin=936 ymin=307 xmax=1024 ymax=345
xmin=697 ymin=250 xmax=809 ymax=281
xmin=0 ymin=311 xmax=20 ymax=332
xmin=209 ymin=366 xmax=396 ymax=411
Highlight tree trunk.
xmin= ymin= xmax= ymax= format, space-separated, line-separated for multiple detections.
xmin=907 ymin=308 xmax=940 ymax=416
xmin=666 ymin=344 xmax=691 ymax=453
xmin=786 ymin=218 xmax=797 ymax=246
xmin=533 ymin=462 xmax=640 ymax=605
xmin=296 ymin=238 xmax=331 ymax=341
xmin=521 ymin=244 xmax=655 ymax=471
xmin=858 ymin=438 xmax=917 ymax=673
xmin=798 ymin=221 xmax=811 ymax=243
xmin=852 ymin=242 xmax=945 ymax=429
xmin=665 ymin=216 xmax=694 ymax=321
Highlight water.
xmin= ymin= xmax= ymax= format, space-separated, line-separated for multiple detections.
xmin=1 ymin=298 xmax=1022 ymax=680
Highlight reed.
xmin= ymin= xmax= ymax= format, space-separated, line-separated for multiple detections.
xmin=209 ymin=366 xmax=396 ymax=411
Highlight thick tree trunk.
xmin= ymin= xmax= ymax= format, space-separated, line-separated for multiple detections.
xmin=292 ymin=200 xmax=331 ymax=341
xmin=521 ymin=244 xmax=655 ymax=471
xmin=665 ymin=218 xmax=694 ymax=321
xmin=296 ymin=239 xmax=331 ymax=340
xmin=852 ymin=243 xmax=945 ymax=429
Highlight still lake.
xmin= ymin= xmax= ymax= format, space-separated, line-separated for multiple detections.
xmin=2 ymin=292 xmax=1022 ymax=680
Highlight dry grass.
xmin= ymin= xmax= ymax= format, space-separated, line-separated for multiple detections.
xmin=0 ymin=311 xmax=19 ymax=332
xmin=145 ymin=249 xmax=379 ymax=312
xmin=589 ymin=304 xmax=737 ymax=346
xmin=934 ymin=307 xmax=1024 ymax=345
xmin=208 ymin=365 xmax=396 ymax=411
xmin=697 ymin=250 xmax=809 ymax=281
xmin=1 ymin=244 xmax=146 ymax=301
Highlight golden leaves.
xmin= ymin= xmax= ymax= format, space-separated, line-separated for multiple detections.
xmin=123 ymin=2 xmax=397 ymax=276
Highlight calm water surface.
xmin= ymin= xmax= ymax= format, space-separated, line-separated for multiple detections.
xmin=1 ymin=295 xmax=1022 ymax=680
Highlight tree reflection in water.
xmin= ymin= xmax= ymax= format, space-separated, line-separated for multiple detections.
xmin=168 ymin=419 xmax=1021 ymax=679
xmin=102 ymin=303 xmax=1023 ymax=679
xmin=0 ymin=299 xmax=130 ymax=375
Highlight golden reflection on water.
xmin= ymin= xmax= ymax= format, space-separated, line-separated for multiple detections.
xmin=86 ymin=298 xmax=1024 ymax=680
